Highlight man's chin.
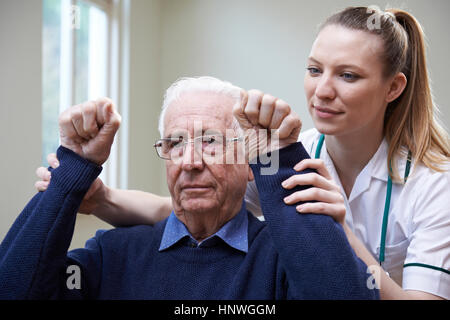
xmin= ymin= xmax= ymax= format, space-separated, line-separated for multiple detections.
xmin=180 ymin=199 xmax=218 ymax=214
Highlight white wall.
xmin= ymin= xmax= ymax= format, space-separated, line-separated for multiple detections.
xmin=0 ymin=0 xmax=42 ymax=242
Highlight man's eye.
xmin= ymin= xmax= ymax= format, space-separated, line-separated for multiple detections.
xmin=203 ymin=136 xmax=225 ymax=147
xmin=203 ymin=136 xmax=217 ymax=144
xmin=169 ymin=138 xmax=184 ymax=148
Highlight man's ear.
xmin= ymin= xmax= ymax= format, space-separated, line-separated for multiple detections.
xmin=248 ymin=166 xmax=254 ymax=182
xmin=386 ymin=72 xmax=407 ymax=103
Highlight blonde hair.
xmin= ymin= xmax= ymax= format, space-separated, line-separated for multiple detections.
xmin=322 ymin=7 xmax=450 ymax=180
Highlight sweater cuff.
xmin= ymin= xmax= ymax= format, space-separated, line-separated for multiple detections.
xmin=50 ymin=146 xmax=103 ymax=194
xmin=249 ymin=142 xmax=312 ymax=192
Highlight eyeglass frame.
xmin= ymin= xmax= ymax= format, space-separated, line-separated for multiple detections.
xmin=153 ymin=134 xmax=243 ymax=160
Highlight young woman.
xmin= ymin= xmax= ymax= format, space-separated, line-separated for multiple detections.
xmin=36 ymin=7 xmax=450 ymax=300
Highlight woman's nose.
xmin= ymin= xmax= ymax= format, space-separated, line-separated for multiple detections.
xmin=315 ymin=74 xmax=336 ymax=101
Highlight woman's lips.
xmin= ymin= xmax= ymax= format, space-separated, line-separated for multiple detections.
xmin=313 ymin=105 xmax=344 ymax=119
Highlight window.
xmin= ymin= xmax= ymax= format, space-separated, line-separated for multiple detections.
xmin=42 ymin=0 xmax=128 ymax=189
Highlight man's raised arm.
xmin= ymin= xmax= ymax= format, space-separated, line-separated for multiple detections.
xmin=234 ymin=90 xmax=378 ymax=299
xmin=0 ymin=98 xmax=120 ymax=299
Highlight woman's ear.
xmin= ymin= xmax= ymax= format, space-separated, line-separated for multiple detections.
xmin=386 ymin=72 xmax=408 ymax=103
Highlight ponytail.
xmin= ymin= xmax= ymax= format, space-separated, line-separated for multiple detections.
xmin=385 ymin=9 xmax=450 ymax=180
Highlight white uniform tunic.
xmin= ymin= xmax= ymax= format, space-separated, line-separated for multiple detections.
xmin=245 ymin=128 xmax=450 ymax=299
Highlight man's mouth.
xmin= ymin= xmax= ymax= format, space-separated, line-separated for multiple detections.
xmin=181 ymin=185 xmax=212 ymax=192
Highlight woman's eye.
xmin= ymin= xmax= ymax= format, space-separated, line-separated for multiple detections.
xmin=341 ymin=72 xmax=359 ymax=81
xmin=307 ymin=67 xmax=321 ymax=75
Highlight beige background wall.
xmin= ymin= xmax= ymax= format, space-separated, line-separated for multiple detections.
xmin=0 ymin=0 xmax=42 ymax=243
xmin=1 ymin=0 xmax=449 ymax=249
xmin=160 ymin=0 xmax=450 ymax=134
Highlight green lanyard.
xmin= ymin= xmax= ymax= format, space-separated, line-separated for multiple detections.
xmin=315 ymin=134 xmax=412 ymax=264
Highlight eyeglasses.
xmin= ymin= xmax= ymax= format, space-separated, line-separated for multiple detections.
xmin=154 ymin=134 xmax=243 ymax=160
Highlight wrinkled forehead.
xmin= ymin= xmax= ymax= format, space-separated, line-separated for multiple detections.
xmin=163 ymin=91 xmax=237 ymax=137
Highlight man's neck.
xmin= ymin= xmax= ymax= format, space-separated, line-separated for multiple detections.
xmin=325 ymin=126 xmax=384 ymax=198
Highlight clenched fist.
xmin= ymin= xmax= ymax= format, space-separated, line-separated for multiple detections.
xmin=59 ymin=98 xmax=121 ymax=166
xmin=233 ymin=90 xmax=301 ymax=160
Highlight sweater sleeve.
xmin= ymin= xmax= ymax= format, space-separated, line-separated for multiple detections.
xmin=0 ymin=146 xmax=102 ymax=299
xmin=250 ymin=142 xmax=379 ymax=299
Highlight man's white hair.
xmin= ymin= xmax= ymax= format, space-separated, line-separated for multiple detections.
xmin=158 ymin=76 xmax=243 ymax=137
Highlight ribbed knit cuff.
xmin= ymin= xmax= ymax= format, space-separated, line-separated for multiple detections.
xmin=50 ymin=146 xmax=103 ymax=194
xmin=249 ymin=142 xmax=312 ymax=193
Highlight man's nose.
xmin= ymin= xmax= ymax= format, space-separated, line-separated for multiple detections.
xmin=181 ymin=141 xmax=204 ymax=171
xmin=315 ymin=73 xmax=336 ymax=101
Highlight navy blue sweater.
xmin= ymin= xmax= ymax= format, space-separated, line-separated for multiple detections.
xmin=0 ymin=143 xmax=378 ymax=299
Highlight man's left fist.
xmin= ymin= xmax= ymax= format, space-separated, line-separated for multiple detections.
xmin=233 ymin=90 xmax=302 ymax=160
xmin=58 ymin=98 xmax=121 ymax=166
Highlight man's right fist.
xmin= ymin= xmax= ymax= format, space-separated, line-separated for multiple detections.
xmin=58 ymin=98 xmax=121 ymax=166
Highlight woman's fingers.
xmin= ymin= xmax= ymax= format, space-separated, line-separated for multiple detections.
xmin=35 ymin=153 xmax=61 ymax=192
xmin=36 ymin=166 xmax=51 ymax=181
xmin=35 ymin=166 xmax=51 ymax=192
xmin=35 ymin=180 xmax=50 ymax=192
xmin=294 ymin=159 xmax=332 ymax=180
xmin=46 ymin=153 xmax=59 ymax=168
xmin=282 ymin=172 xmax=338 ymax=192
xmin=283 ymin=188 xmax=346 ymax=224
xmin=282 ymin=158 xmax=346 ymax=225
xmin=296 ymin=202 xmax=346 ymax=222
xmin=283 ymin=187 xmax=343 ymax=205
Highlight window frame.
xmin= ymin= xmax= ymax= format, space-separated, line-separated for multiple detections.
xmin=50 ymin=0 xmax=129 ymax=189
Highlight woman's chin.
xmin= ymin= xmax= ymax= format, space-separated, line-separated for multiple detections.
xmin=313 ymin=122 xmax=343 ymax=136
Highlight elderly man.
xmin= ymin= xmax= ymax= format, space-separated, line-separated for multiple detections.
xmin=0 ymin=77 xmax=377 ymax=299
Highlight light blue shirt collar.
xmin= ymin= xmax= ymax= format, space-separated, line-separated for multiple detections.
xmin=159 ymin=203 xmax=248 ymax=253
